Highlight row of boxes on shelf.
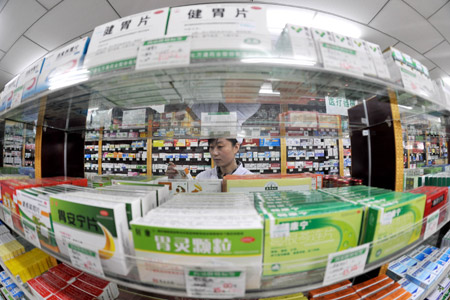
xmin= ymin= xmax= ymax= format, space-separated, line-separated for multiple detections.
xmin=153 ymin=139 xmax=208 ymax=148
xmin=281 ymin=112 xmax=341 ymax=130
xmin=286 ymin=160 xmax=339 ymax=170
xmin=288 ymin=148 xmax=338 ymax=158
xmin=0 ymin=222 xmax=120 ymax=300
xmin=405 ymin=171 xmax=450 ymax=190
xmin=101 ymin=163 xmax=147 ymax=172
xmin=102 ymin=151 xmax=147 ymax=159
xmin=0 ymin=174 xmax=447 ymax=291
xmin=152 ymin=152 xmax=209 ymax=160
xmin=27 ymin=264 xmax=119 ymax=300
xmin=308 ymin=275 xmax=413 ymax=300
xmin=287 ymin=138 xmax=338 ymax=147
xmin=102 ymin=141 xmax=146 ymax=150
xmin=152 ymin=164 xmax=211 ymax=174
xmin=386 ymin=244 xmax=450 ymax=300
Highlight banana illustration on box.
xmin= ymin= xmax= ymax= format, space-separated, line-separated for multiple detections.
xmin=98 ymin=223 xmax=116 ymax=260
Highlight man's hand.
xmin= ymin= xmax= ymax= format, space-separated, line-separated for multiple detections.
xmin=165 ymin=162 xmax=178 ymax=179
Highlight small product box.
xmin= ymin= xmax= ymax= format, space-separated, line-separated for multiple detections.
xmin=72 ymin=278 xmax=110 ymax=300
xmin=309 ymin=280 xmax=352 ymax=298
xmin=353 ymin=275 xmax=390 ymax=294
xmin=78 ymin=272 xmax=119 ymax=299
xmin=314 ymin=287 xmax=356 ymax=300
xmin=356 ymin=278 xmax=394 ymax=299
xmin=397 ymin=278 xmax=424 ymax=300
xmin=48 ymin=263 xmax=82 ymax=283
xmin=365 ymin=282 xmax=401 ymax=300
xmin=276 ymin=24 xmax=318 ymax=64
xmin=418 ymin=260 xmax=444 ymax=276
xmin=55 ymin=284 xmax=96 ymax=300
xmin=405 ymin=266 xmax=437 ymax=289
xmin=387 ymin=262 xmax=409 ymax=281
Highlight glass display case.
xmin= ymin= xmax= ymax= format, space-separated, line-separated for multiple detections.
xmin=0 ymin=2 xmax=449 ymax=299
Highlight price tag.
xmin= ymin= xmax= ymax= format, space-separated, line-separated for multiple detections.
xmin=273 ymin=170 xmax=277 ymax=173
xmin=185 ymin=269 xmax=245 ymax=298
xmin=22 ymin=219 xmax=41 ymax=248
xmin=269 ymin=147 xmax=273 ymax=150
xmin=260 ymin=170 xmax=264 ymax=173
xmin=309 ymin=146 xmax=313 ymax=149
xmin=424 ymin=210 xmax=440 ymax=240
xmin=326 ymin=156 xmax=329 ymax=159
xmin=165 ymin=147 xmax=169 ymax=150
xmin=175 ymin=147 xmax=179 ymax=150
xmin=296 ymin=157 xmax=299 ymax=160
xmin=40 ymin=225 xmax=49 ymax=239
xmin=243 ymin=158 xmax=247 ymax=162
xmin=68 ymin=242 xmax=104 ymax=277
xmin=254 ymin=158 xmax=259 ymax=162
xmin=187 ymin=147 xmax=191 ymax=150
xmin=136 ymin=36 xmax=191 ymax=70
xmin=289 ymin=169 xmax=293 ymax=172
xmin=309 ymin=168 xmax=313 ymax=171
xmin=265 ymin=158 xmax=269 ymax=161
xmin=3 ymin=207 xmax=13 ymax=228
xmin=246 ymin=146 xmax=251 ymax=150
xmin=186 ymin=158 xmax=190 ymax=161
xmin=107 ymin=158 xmax=110 ymax=161
xmin=323 ymin=244 xmax=369 ymax=286
xmin=125 ymin=148 xmax=129 ymax=151
xmin=288 ymin=146 xmax=292 ymax=149
xmin=203 ymin=147 xmax=208 ymax=150
xmin=175 ymin=158 xmax=179 ymax=161
xmin=158 ymin=147 xmax=162 ymax=150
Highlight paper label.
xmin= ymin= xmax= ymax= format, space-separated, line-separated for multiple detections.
xmin=136 ymin=36 xmax=191 ymax=70
xmin=323 ymin=243 xmax=369 ymax=285
xmin=325 ymin=97 xmax=356 ymax=116
xmin=185 ymin=269 xmax=246 ymax=298
xmin=22 ymin=219 xmax=41 ymax=248
xmin=167 ymin=4 xmax=267 ymax=35
xmin=122 ymin=109 xmax=146 ymax=128
xmin=424 ymin=210 xmax=440 ymax=240
xmin=68 ymin=242 xmax=104 ymax=277
xmin=3 ymin=207 xmax=13 ymax=228
xmin=320 ymin=42 xmax=363 ymax=75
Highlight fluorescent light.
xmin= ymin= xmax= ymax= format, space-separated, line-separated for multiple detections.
xmin=398 ymin=104 xmax=413 ymax=110
xmin=241 ymin=58 xmax=316 ymax=66
xmin=443 ymin=77 xmax=450 ymax=85
xmin=48 ymin=69 xmax=89 ymax=91
xmin=313 ymin=13 xmax=362 ymax=38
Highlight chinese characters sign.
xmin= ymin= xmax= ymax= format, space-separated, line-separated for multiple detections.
xmin=167 ymin=4 xmax=267 ymax=35
xmin=323 ymin=244 xmax=369 ymax=286
xmin=185 ymin=269 xmax=246 ymax=298
xmin=84 ymin=8 xmax=169 ymax=73
xmin=325 ymin=96 xmax=357 ymax=116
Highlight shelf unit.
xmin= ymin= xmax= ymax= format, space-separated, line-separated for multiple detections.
xmin=0 ymin=201 xmax=448 ymax=298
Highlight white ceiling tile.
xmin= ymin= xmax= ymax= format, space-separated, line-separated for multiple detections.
xmin=394 ymin=42 xmax=437 ymax=70
xmin=429 ymin=2 xmax=450 ymax=42
xmin=255 ymin=0 xmax=388 ymax=23
xmin=109 ymin=0 xmax=252 ymax=17
xmin=425 ymin=41 xmax=450 ymax=74
xmin=0 ymin=50 xmax=4 ymax=61
xmin=429 ymin=67 xmax=449 ymax=80
xmin=370 ymin=0 xmax=443 ymax=53
xmin=25 ymin=0 xmax=118 ymax=50
xmin=0 ymin=0 xmax=7 ymax=12
xmin=0 ymin=0 xmax=46 ymax=52
xmin=36 ymin=0 xmax=63 ymax=10
xmin=0 ymin=69 xmax=14 ymax=89
xmin=0 ymin=37 xmax=47 ymax=75
xmin=403 ymin=0 xmax=448 ymax=18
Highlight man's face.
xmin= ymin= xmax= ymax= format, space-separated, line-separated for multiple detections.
xmin=209 ymin=138 xmax=239 ymax=167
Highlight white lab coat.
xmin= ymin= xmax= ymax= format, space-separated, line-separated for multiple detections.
xmin=196 ymin=163 xmax=252 ymax=179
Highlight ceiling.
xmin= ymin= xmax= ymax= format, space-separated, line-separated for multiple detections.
xmin=0 ymin=0 xmax=449 ymax=89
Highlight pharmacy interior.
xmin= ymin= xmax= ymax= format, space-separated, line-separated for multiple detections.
xmin=0 ymin=1 xmax=450 ymax=300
